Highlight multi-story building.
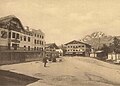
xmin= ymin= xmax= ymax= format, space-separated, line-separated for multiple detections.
xmin=32 ymin=29 xmax=45 ymax=51
xmin=45 ymin=43 xmax=60 ymax=58
xmin=0 ymin=15 xmax=45 ymax=51
xmin=65 ymin=40 xmax=91 ymax=56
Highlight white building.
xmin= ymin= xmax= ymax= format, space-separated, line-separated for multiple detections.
xmin=65 ymin=40 xmax=91 ymax=56
xmin=0 ymin=15 xmax=45 ymax=51
xmin=56 ymin=49 xmax=63 ymax=56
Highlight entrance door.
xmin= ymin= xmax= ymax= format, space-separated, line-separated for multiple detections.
xmin=28 ymin=46 xmax=30 ymax=51
xmin=73 ymin=52 xmax=76 ymax=56
xmin=12 ymin=44 xmax=18 ymax=50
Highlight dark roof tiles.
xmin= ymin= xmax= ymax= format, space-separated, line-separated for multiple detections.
xmin=65 ymin=40 xmax=91 ymax=47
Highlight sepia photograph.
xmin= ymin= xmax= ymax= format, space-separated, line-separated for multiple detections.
xmin=0 ymin=0 xmax=120 ymax=86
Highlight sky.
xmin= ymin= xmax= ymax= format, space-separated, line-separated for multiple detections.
xmin=1 ymin=0 xmax=120 ymax=45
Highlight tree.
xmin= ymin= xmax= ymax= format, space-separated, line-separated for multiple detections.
xmin=109 ymin=43 xmax=114 ymax=60
xmin=101 ymin=44 xmax=109 ymax=58
xmin=112 ymin=37 xmax=120 ymax=60
xmin=109 ymin=43 xmax=114 ymax=53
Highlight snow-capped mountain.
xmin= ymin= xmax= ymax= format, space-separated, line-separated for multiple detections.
xmin=82 ymin=32 xmax=113 ymax=49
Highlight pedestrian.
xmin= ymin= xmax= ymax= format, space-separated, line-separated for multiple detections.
xmin=43 ymin=56 xmax=48 ymax=67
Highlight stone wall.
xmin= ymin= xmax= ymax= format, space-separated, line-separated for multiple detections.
xmin=0 ymin=51 xmax=44 ymax=65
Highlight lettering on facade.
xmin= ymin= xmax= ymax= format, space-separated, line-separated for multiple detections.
xmin=1 ymin=30 xmax=7 ymax=39
xmin=11 ymin=39 xmax=20 ymax=43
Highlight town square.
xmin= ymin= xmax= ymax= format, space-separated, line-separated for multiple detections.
xmin=1 ymin=0 xmax=120 ymax=86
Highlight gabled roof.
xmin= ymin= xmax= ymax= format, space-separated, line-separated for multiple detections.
xmin=32 ymin=29 xmax=45 ymax=35
xmin=96 ymin=50 xmax=104 ymax=53
xmin=45 ymin=43 xmax=59 ymax=49
xmin=114 ymin=36 xmax=120 ymax=39
xmin=0 ymin=15 xmax=25 ymax=32
xmin=65 ymin=40 xmax=91 ymax=47
xmin=0 ymin=15 xmax=16 ymax=22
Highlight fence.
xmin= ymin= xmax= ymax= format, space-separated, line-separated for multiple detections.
xmin=0 ymin=51 xmax=44 ymax=65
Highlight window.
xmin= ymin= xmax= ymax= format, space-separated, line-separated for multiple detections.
xmin=68 ymin=46 xmax=69 ymax=48
xmin=79 ymin=49 xmax=82 ymax=51
xmin=34 ymin=39 xmax=36 ymax=44
xmin=12 ymin=32 xmax=15 ymax=38
xmin=35 ymin=34 xmax=36 ymax=37
xmin=34 ymin=47 xmax=36 ymax=50
xmin=40 ymin=35 xmax=41 ymax=38
xmin=24 ymin=36 xmax=26 ymax=41
xmin=82 ymin=45 xmax=84 ymax=47
xmin=16 ymin=33 xmax=19 ymax=39
xmin=41 ymin=48 xmax=43 ymax=51
xmin=37 ymin=40 xmax=39 ymax=44
xmin=42 ymin=36 xmax=44 ymax=39
xmin=40 ymin=40 xmax=41 ymax=45
xmin=24 ymin=46 xmax=26 ymax=50
xmin=12 ymin=44 xmax=18 ymax=50
xmin=37 ymin=34 xmax=39 ymax=37
xmin=41 ymin=41 xmax=43 ymax=45
xmin=8 ymin=32 xmax=11 ymax=38
xmin=20 ymin=36 xmax=22 ymax=41
xmin=28 ymin=37 xmax=30 ymax=42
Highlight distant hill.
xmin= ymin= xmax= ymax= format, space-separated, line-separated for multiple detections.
xmin=82 ymin=32 xmax=113 ymax=49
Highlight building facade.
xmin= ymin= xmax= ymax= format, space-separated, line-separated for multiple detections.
xmin=45 ymin=43 xmax=60 ymax=58
xmin=56 ymin=49 xmax=63 ymax=56
xmin=0 ymin=15 xmax=45 ymax=51
xmin=65 ymin=40 xmax=91 ymax=56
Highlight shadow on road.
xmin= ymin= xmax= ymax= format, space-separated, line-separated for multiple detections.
xmin=0 ymin=70 xmax=40 ymax=86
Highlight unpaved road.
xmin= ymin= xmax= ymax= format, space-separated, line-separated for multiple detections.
xmin=0 ymin=70 xmax=39 ymax=86
xmin=1 ymin=56 xmax=120 ymax=86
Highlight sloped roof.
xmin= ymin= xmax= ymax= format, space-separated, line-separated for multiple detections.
xmin=45 ymin=43 xmax=59 ymax=49
xmin=96 ymin=50 xmax=104 ymax=53
xmin=0 ymin=15 xmax=25 ymax=32
xmin=0 ymin=15 xmax=16 ymax=22
xmin=65 ymin=40 xmax=91 ymax=47
xmin=114 ymin=36 xmax=120 ymax=39
xmin=32 ymin=29 xmax=45 ymax=35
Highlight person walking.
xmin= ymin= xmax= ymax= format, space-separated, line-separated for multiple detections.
xmin=43 ymin=56 xmax=48 ymax=67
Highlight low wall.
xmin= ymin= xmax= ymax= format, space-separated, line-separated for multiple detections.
xmin=90 ymin=53 xmax=97 ymax=57
xmin=0 ymin=51 xmax=44 ymax=65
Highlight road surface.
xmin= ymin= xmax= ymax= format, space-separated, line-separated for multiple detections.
xmin=1 ymin=56 xmax=120 ymax=86
xmin=0 ymin=70 xmax=39 ymax=86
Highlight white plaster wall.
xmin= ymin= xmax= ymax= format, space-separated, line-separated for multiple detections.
xmin=0 ymin=28 xmax=8 ymax=46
